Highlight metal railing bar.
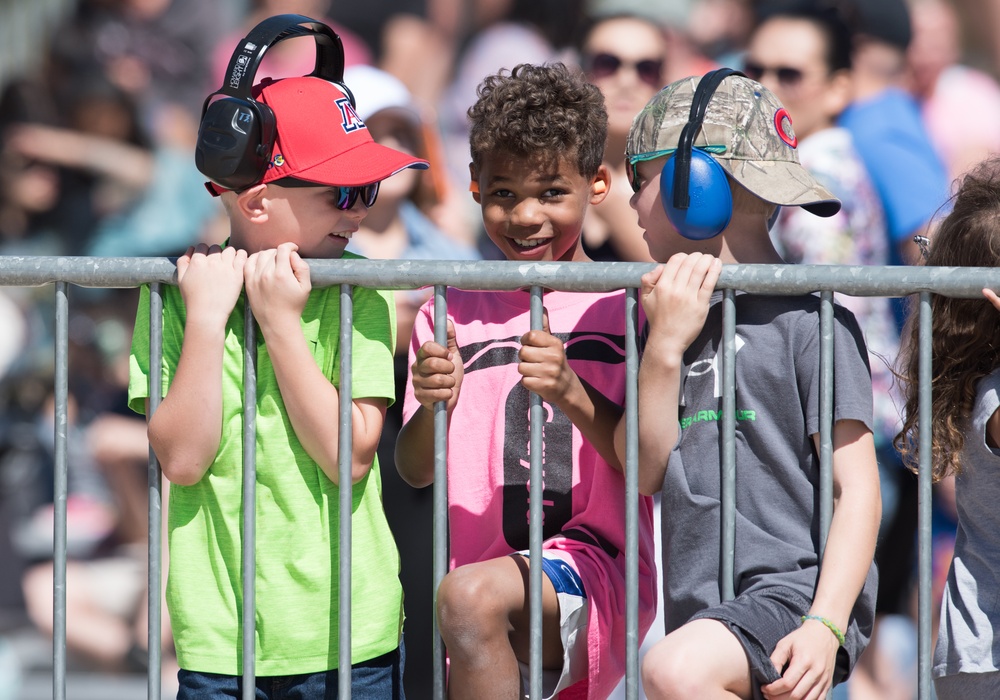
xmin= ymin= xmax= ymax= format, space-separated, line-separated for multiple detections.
xmin=720 ymin=289 xmax=736 ymax=602
xmin=528 ymin=286 xmax=544 ymax=698
xmin=53 ymin=281 xmax=68 ymax=700
xmin=338 ymin=284 xmax=354 ymax=699
xmin=432 ymin=285 xmax=448 ymax=700
xmin=1 ymin=257 xmax=998 ymax=297
xmin=917 ymin=292 xmax=933 ymax=699
xmin=624 ymin=287 xmax=640 ymax=700
xmin=242 ymin=303 xmax=258 ymax=700
xmin=818 ymin=292 xmax=834 ymax=555
xmin=148 ymin=283 xmax=164 ymax=700
xmin=818 ymin=293 xmax=835 ymax=700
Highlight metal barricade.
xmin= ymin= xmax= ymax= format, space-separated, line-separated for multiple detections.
xmin=1 ymin=255 xmax=995 ymax=700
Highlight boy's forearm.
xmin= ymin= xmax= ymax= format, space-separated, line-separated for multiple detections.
xmin=262 ymin=322 xmax=383 ymax=484
xmin=148 ymin=322 xmax=226 ymax=485
xmin=635 ymin=344 xmax=684 ymax=495
xmin=810 ymin=494 xmax=880 ymax=632
xmin=395 ymin=406 xmax=438 ymax=488
xmin=554 ymin=375 xmax=623 ymax=472
xmin=810 ymin=425 xmax=881 ymax=631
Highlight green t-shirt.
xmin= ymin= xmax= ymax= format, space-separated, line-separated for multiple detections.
xmin=128 ymin=255 xmax=402 ymax=675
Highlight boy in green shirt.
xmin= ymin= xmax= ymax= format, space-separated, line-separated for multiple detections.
xmin=128 ymin=42 xmax=428 ymax=697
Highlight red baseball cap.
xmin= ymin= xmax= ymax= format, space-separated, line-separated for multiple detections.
xmin=206 ymin=75 xmax=428 ymax=196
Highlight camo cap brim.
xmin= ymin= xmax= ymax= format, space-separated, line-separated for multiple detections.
xmin=626 ymin=73 xmax=841 ymax=217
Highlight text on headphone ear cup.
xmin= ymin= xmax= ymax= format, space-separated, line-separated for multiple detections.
xmin=659 ymin=149 xmax=733 ymax=240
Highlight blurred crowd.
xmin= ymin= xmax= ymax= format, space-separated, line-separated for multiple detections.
xmin=0 ymin=0 xmax=998 ymax=698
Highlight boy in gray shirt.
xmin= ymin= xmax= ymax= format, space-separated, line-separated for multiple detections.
xmin=618 ymin=68 xmax=880 ymax=700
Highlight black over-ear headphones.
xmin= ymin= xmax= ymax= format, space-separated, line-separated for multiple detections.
xmin=659 ymin=67 xmax=745 ymax=240
xmin=195 ymin=14 xmax=355 ymax=192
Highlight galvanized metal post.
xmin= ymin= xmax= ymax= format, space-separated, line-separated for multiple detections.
xmin=917 ymin=293 xmax=933 ymax=699
xmin=528 ymin=286 xmax=544 ymax=698
xmin=432 ymin=285 xmax=449 ymax=700
xmin=339 ymin=284 xmax=354 ymax=699
xmin=52 ymin=282 xmax=68 ymax=700
xmin=720 ymin=289 xmax=737 ymax=601
xmin=818 ymin=292 xmax=835 ymax=700
xmin=148 ymin=284 xmax=164 ymax=700
xmin=818 ymin=292 xmax=834 ymax=555
xmin=242 ymin=302 xmax=257 ymax=700
xmin=624 ymin=287 xmax=640 ymax=700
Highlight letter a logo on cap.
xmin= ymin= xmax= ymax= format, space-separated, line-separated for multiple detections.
xmin=336 ymin=97 xmax=366 ymax=134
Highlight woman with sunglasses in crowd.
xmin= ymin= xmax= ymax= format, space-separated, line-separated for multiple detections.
xmin=743 ymin=7 xmax=910 ymax=698
xmin=576 ymin=13 xmax=673 ymax=264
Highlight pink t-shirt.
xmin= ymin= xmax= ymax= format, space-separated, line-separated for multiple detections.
xmin=403 ymin=288 xmax=657 ymax=698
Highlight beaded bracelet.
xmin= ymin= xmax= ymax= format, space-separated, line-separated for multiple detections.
xmin=801 ymin=615 xmax=845 ymax=647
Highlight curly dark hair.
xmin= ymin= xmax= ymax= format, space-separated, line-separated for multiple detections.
xmin=467 ymin=63 xmax=607 ymax=178
xmin=895 ymin=157 xmax=1000 ymax=480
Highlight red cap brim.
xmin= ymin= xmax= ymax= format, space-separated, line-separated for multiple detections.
xmin=284 ymin=140 xmax=429 ymax=187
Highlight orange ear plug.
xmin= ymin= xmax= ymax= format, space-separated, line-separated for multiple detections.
xmin=593 ymin=180 xmax=607 ymax=194
xmin=469 ymin=181 xmax=480 ymax=193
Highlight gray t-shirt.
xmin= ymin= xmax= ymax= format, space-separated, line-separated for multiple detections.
xmin=934 ymin=367 xmax=1000 ymax=678
xmin=654 ymin=293 xmax=878 ymax=651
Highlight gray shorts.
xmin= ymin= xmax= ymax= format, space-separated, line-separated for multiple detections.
xmin=690 ymin=586 xmax=851 ymax=700
xmin=934 ymin=671 xmax=1000 ymax=700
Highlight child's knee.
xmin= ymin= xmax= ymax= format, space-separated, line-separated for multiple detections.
xmin=641 ymin=638 xmax=714 ymax=700
xmin=436 ymin=565 xmax=508 ymax=644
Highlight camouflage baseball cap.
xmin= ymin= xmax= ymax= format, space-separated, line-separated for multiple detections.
xmin=626 ymin=73 xmax=841 ymax=217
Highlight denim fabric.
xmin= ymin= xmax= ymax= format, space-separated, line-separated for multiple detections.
xmin=176 ymin=645 xmax=405 ymax=700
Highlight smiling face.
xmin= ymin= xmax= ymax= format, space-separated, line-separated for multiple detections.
xmin=472 ymin=151 xmax=607 ymax=263
xmin=232 ymin=181 xmax=372 ymax=258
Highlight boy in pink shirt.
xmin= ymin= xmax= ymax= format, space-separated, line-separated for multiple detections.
xmin=396 ymin=63 xmax=656 ymax=699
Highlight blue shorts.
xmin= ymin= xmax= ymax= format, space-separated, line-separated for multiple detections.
xmin=176 ymin=645 xmax=405 ymax=700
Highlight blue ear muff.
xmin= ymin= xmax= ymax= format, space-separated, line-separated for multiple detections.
xmin=660 ymin=148 xmax=732 ymax=240
xmin=657 ymin=67 xmax=745 ymax=240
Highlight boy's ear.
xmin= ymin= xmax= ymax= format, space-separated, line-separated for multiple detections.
xmin=590 ymin=165 xmax=612 ymax=204
xmin=468 ymin=163 xmax=481 ymax=203
xmin=235 ymin=183 xmax=269 ymax=224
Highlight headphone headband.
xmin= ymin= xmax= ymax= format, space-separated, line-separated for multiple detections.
xmin=672 ymin=67 xmax=744 ymax=210
xmin=216 ymin=14 xmax=346 ymax=101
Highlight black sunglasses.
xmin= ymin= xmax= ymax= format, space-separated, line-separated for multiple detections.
xmin=332 ymin=182 xmax=379 ymax=211
xmin=274 ymin=177 xmax=380 ymax=210
xmin=742 ymin=61 xmax=804 ymax=88
xmin=586 ymin=52 xmax=664 ymax=88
